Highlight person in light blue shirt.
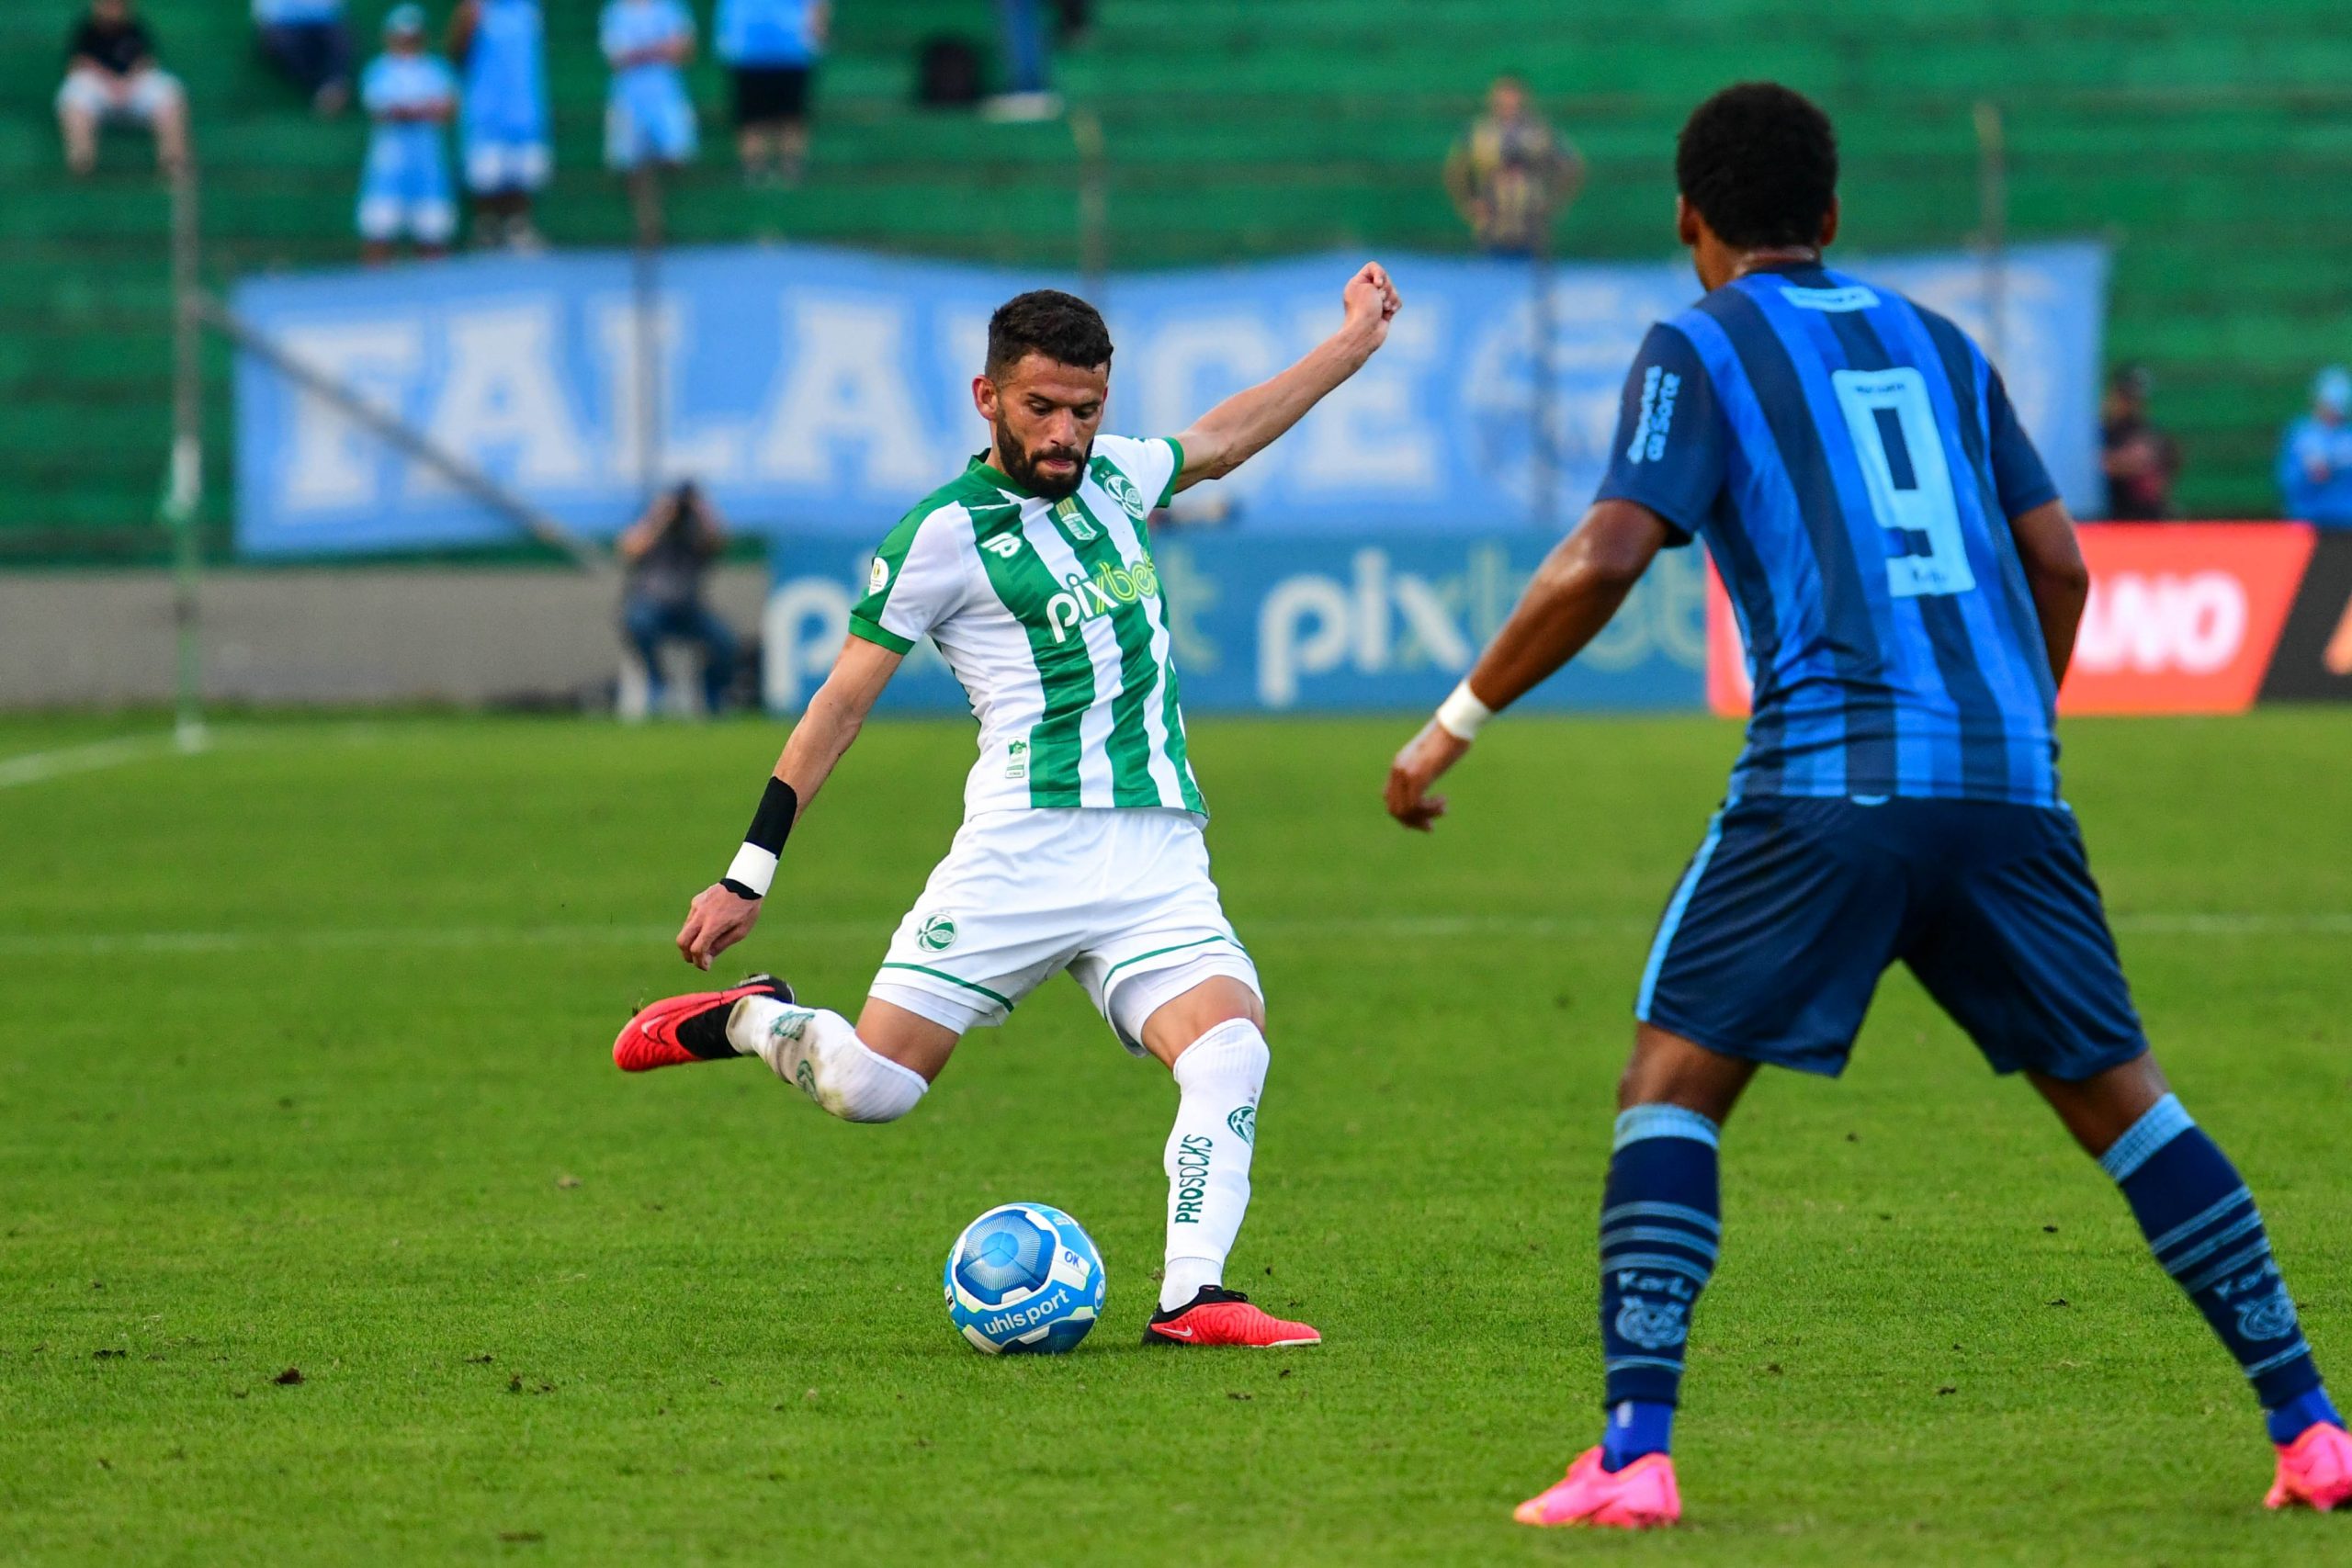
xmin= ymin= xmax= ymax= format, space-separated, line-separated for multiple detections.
xmin=602 ymin=0 xmax=697 ymax=174
xmin=716 ymin=0 xmax=826 ymax=186
xmin=253 ymin=0 xmax=352 ymax=116
xmin=356 ymin=6 xmax=458 ymax=262
xmin=2278 ymin=366 xmax=2352 ymax=528
xmin=448 ymin=0 xmax=548 ymax=248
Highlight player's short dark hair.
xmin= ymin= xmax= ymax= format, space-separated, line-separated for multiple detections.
xmin=986 ymin=290 xmax=1114 ymax=378
xmin=1676 ymin=83 xmax=1838 ymax=250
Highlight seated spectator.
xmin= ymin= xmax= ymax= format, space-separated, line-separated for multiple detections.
xmin=602 ymin=0 xmax=699 ymax=175
xmin=1445 ymin=74 xmax=1583 ymax=257
xmin=2098 ymin=364 xmax=2180 ymax=520
xmin=619 ymin=481 xmax=738 ymax=716
xmin=357 ymin=6 xmax=458 ymax=265
xmin=254 ymin=0 xmax=353 ymax=117
xmin=56 ymin=0 xmax=189 ymax=177
xmin=718 ymin=0 xmax=827 ymax=186
xmin=2278 ymin=366 xmax=2352 ymax=528
xmin=450 ymin=0 xmax=551 ymax=250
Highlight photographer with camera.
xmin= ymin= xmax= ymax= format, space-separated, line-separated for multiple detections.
xmin=618 ymin=479 xmax=738 ymax=716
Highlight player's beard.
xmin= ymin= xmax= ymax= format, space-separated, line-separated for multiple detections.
xmin=994 ymin=418 xmax=1090 ymax=501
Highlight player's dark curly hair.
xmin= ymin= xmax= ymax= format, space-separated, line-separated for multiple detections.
xmin=1676 ymin=83 xmax=1839 ymax=250
xmin=986 ymin=289 xmax=1114 ymax=378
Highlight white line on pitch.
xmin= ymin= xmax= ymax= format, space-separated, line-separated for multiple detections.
xmin=0 ymin=733 xmax=196 ymax=791
xmin=0 ymin=910 xmax=2345 ymax=960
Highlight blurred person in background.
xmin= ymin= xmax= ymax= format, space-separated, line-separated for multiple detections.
xmin=2278 ymin=366 xmax=2352 ymax=527
xmin=56 ymin=0 xmax=189 ymax=177
xmin=450 ymin=0 xmax=550 ymax=250
xmin=717 ymin=0 xmax=827 ymax=187
xmin=1445 ymin=74 xmax=1583 ymax=257
xmin=620 ymin=481 xmax=738 ymax=717
xmin=356 ymin=6 xmax=458 ymax=264
xmin=2098 ymin=364 xmax=2179 ymax=520
xmin=985 ymin=0 xmax=1061 ymax=122
xmin=254 ymin=0 xmax=353 ymax=117
xmin=603 ymin=0 xmax=700 ymax=175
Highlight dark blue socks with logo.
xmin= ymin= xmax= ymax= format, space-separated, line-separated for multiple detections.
xmin=2101 ymin=1093 xmax=2332 ymax=1439
xmin=1597 ymin=1105 xmax=1722 ymax=1470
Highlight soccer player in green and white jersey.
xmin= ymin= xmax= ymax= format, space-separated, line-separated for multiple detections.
xmin=615 ymin=267 xmax=1402 ymax=1348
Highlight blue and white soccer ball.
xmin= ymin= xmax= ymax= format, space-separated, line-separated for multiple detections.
xmin=944 ymin=1202 xmax=1106 ymax=1354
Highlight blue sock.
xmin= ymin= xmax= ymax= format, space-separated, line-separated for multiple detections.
xmin=1596 ymin=1104 xmax=1721 ymax=1470
xmin=2268 ymin=1387 xmax=2344 ymax=1447
xmin=2103 ymin=1094 xmax=2328 ymax=1426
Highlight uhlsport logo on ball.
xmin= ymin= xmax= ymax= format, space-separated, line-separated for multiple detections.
xmin=944 ymin=1203 xmax=1106 ymax=1354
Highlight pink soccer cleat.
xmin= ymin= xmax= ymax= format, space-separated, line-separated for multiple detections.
xmin=1141 ymin=1286 xmax=1320 ymax=1348
xmin=613 ymin=974 xmax=793 ymax=1073
xmin=2267 ymin=1422 xmax=2352 ymax=1512
xmin=1513 ymin=1447 xmax=1680 ymax=1529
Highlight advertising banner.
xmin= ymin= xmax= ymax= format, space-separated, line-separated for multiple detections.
xmin=1708 ymin=523 xmax=2323 ymax=717
xmin=2259 ymin=532 xmax=2352 ymax=703
xmin=234 ymin=241 xmax=2108 ymax=557
xmin=763 ymin=531 xmax=1709 ymax=715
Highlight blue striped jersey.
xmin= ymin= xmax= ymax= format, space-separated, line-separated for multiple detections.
xmin=1598 ymin=264 xmax=2065 ymax=806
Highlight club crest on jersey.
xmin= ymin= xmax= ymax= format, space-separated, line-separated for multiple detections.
xmin=917 ymin=913 xmax=958 ymax=952
xmin=1614 ymin=1295 xmax=1689 ymax=1350
xmin=1098 ymin=468 xmax=1148 ymax=521
xmin=1051 ymin=497 xmax=1100 ymax=542
xmin=1045 ymin=558 xmax=1160 ymax=643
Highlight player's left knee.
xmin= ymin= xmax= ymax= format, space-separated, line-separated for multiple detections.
xmin=1170 ymin=1016 xmax=1271 ymax=1094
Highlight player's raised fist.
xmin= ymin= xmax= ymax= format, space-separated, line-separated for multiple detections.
xmin=1342 ymin=261 xmax=1402 ymax=345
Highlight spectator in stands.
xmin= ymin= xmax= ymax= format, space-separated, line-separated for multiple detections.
xmin=718 ymin=0 xmax=827 ymax=186
xmin=619 ymin=481 xmax=738 ymax=716
xmin=253 ymin=0 xmax=353 ymax=118
xmin=1444 ymin=74 xmax=1583 ymax=257
xmin=603 ymin=0 xmax=700 ymax=175
xmin=2278 ymin=365 xmax=2352 ymax=528
xmin=450 ymin=0 xmax=550 ymax=250
xmin=2098 ymin=364 xmax=2180 ymax=520
xmin=985 ymin=0 xmax=1062 ymax=122
xmin=56 ymin=0 xmax=190 ymax=178
xmin=356 ymin=6 xmax=458 ymax=265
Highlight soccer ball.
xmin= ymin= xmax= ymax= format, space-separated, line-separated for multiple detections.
xmin=943 ymin=1202 xmax=1105 ymax=1354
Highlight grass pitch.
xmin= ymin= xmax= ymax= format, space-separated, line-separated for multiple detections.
xmin=2 ymin=710 xmax=2348 ymax=1565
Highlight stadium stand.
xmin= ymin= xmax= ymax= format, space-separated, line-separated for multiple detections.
xmin=5 ymin=0 xmax=2351 ymax=561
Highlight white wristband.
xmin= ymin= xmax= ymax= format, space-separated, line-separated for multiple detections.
xmin=725 ymin=842 xmax=779 ymax=898
xmin=1433 ymin=681 xmax=1494 ymax=741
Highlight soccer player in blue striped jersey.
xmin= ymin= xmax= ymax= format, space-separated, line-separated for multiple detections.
xmin=1386 ymin=83 xmax=2348 ymax=1529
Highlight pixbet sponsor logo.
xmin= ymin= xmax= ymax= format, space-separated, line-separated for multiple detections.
xmin=1046 ymin=558 xmax=1161 ymax=644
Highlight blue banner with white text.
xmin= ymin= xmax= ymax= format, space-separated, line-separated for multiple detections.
xmin=762 ymin=531 xmax=1709 ymax=715
xmin=233 ymin=241 xmax=2108 ymax=556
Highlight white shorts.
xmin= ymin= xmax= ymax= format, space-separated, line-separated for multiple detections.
xmin=357 ymin=195 xmax=456 ymax=244
xmin=466 ymin=138 xmax=550 ymax=193
xmin=57 ymin=68 xmax=184 ymax=124
xmin=867 ymin=807 xmax=1260 ymax=1055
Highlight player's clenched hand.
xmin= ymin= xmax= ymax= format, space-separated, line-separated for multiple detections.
xmin=676 ymin=882 xmax=761 ymax=970
xmin=1385 ymin=719 xmax=1470 ymax=832
xmin=1341 ymin=262 xmax=1403 ymax=347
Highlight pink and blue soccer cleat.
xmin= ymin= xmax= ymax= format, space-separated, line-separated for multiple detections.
xmin=1513 ymin=1447 xmax=1680 ymax=1529
xmin=2268 ymin=1422 xmax=2352 ymax=1512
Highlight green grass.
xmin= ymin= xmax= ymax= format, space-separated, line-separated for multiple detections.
xmin=2 ymin=711 xmax=2348 ymax=1564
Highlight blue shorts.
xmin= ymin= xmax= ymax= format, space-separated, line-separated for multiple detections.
xmin=606 ymin=86 xmax=697 ymax=169
xmin=1636 ymin=796 xmax=2147 ymax=1081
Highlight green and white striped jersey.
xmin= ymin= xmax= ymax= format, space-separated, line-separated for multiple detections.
xmin=849 ymin=434 xmax=1208 ymax=819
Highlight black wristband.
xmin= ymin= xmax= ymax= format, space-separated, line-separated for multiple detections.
xmin=746 ymin=776 xmax=798 ymax=852
xmin=720 ymin=877 xmax=762 ymax=900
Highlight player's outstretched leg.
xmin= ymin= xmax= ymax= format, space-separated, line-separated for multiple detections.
xmin=1517 ymin=1101 xmax=1718 ymax=1529
xmin=2086 ymin=1087 xmax=2350 ymax=1510
xmin=1138 ymin=1010 xmax=1317 ymax=1348
xmin=613 ymin=981 xmax=931 ymax=1124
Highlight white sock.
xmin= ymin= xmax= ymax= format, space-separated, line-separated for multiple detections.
xmin=1160 ymin=1019 xmax=1269 ymax=1312
xmin=729 ymin=998 xmax=927 ymax=1123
